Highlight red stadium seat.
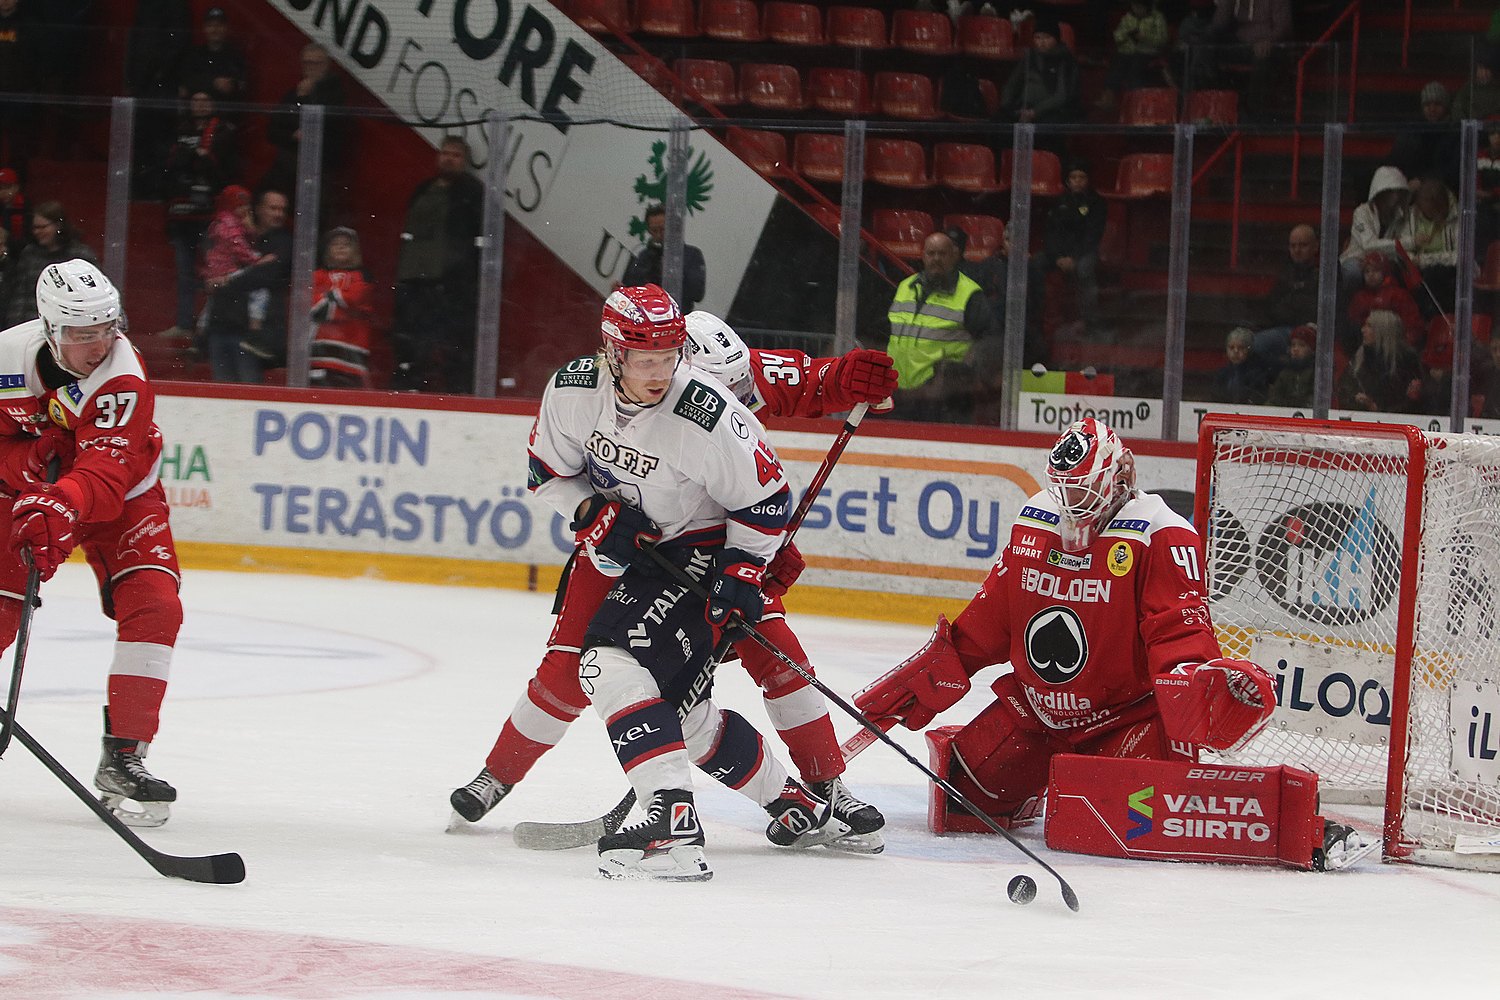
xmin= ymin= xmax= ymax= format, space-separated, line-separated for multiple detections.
xmin=827 ymin=6 xmax=887 ymax=49
xmin=1185 ymin=89 xmax=1239 ymax=125
xmin=1106 ymin=153 xmax=1175 ymax=198
xmin=957 ymin=14 xmax=1017 ymax=60
xmin=873 ymin=71 xmax=937 ymax=120
xmin=940 ymin=76 xmax=999 ymax=120
xmin=871 ymin=208 xmax=934 ymax=259
xmin=865 ymin=138 xmax=934 ymax=189
xmin=793 ymin=133 xmax=847 ymax=184
xmin=763 ymin=2 xmax=825 ymax=46
xmin=620 ymin=54 xmax=674 ymax=96
xmin=701 ymin=0 xmax=765 ymax=42
xmin=808 ymin=68 xmax=871 ymax=116
xmin=564 ymin=0 xmax=633 ymax=33
xmin=943 ymin=214 xmax=1006 ymax=262
xmin=891 ymin=10 xmax=955 ymax=55
xmin=741 ymin=63 xmax=806 ymax=111
xmin=1119 ymin=88 xmax=1178 ymax=126
xmin=723 ymin=128 xmax=788 ymax=177
xmin=674 ymin=59 xmax=738 ymax=106
xmin=934 ymin=142 xmax=1006 ymax=194
xmin=999 ymin=149 xmax=1064 ymax=196
xmin=637 ymin=0 xmax=697 ymax=37
xmin=1477 ymin=242 xmax=1500 ymax=291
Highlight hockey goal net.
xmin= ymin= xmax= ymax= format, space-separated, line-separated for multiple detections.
xmin=1195 ymin=414 xmax=1500 ymax=870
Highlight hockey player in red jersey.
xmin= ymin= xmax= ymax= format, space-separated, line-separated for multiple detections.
xmin=854 ymin=418 xmax=1275 ymax=832
xmin=0 ymin=260 xmax=183 ymax=827
xmin=449 ymin=310 xmax=897 ymax=851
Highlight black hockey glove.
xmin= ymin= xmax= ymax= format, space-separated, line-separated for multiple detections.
xmin=572 ymin=495 xmax=662 ymax=569
xmin=705 ymin=547 xmax=767 ymax=635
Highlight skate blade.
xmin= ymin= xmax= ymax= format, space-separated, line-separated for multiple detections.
xmin=445 ymin=809 xmax=482 ymax=834
xmin=98 ymin=792 xmax=170 ymax=828
xmin=777 ymin=817 xmax=855 ymax=850
xmin=598 ymin=845 xmax=713 ymax=882
xmin=821 ymin=830 xmax=886 ymax=854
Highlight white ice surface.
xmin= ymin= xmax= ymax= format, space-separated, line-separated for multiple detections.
xmin=1 ymin=565 xmax=1496 ymax=1000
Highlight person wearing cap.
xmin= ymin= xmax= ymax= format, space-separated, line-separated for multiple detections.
xmin=998 ymin=11 xmax=1080 ymax=127
xmin=0 ymin=167 xmax=29 ymax=251
xmin=1389 ymin=81 xmax=1462 ymax=193
xmin=308 ymin=226 xmax=376 ymax=389
xmin=886 ymin=228 xmax=995 ymax=423
xmin=1266 ymin=323 xmax=1317 ymax=409
xmin=178 ymin=7 xmax=249 ymax=107
xmin=1347 ymin=250 xmax=1422 ymax=342
xmin=1027 ymin=158 xmax=1107 ymax=362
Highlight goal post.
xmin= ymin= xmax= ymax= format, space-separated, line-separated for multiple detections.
xmin=1194 ymin=414 xmax=1500 ymax=871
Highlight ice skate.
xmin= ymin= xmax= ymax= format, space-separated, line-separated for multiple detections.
xmin=765 ymin=780 xmax=853 ymax=849
xmin=448 ymin=767 xmax=513 ymax=826
xmin=597 ymin=789 xmax=712 ymax=882
xmin=94 ymin=732 xmax=176 ymax=828
xmin=1316 ymin=820 xmax=1377 ymax=871
xmin=809 ymin=777 xmax=886 ymax=854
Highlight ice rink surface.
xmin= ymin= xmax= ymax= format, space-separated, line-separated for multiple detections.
xmin=1 ymin=566 xmax=1496 ymax=1000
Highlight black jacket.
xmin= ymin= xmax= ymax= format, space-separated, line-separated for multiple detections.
xmin=1042 ymin=188 xmax=1107 ymax=260
xmin=622 ymin=241 xmax=707 ymax=314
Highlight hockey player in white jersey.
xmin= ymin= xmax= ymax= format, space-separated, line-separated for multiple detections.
xmin=526 ymin=284 xmax=847 ymax=880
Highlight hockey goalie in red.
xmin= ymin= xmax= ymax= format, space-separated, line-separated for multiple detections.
xmin=0 ymin=260 xmax=182 ymax=828
xmin=449 ymin=310 xmax=897 ymax=850
xmin=855 ymin=418 xmax=1290 ymax=856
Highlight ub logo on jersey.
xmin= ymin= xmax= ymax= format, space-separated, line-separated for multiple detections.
xmin=673 ymin=380 xmax=724 ymax=431
xmin=1108 ymin=541 xmax=1134 ymax=577
xmin=1024 ymin=606 xmax=1088 ymax=685
xmin=553 ymin=356 xmax=599 ymax=389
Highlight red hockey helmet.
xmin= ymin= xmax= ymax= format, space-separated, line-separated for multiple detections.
xmin=602 ymin=284 xmax=687 ymax=354
xmin=1046 ymin=417 xmax=1135 ymax=551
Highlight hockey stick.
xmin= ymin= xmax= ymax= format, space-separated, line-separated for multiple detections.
xmin=511 ymin=401 xmax=875 ymax=850
xmin=0 ymin=455 xmax=60 ymax=759
xmin=0 ymin=703 xmax=245 ymax=883
xmin=642 ymin=543 xmax=1082 ymax=912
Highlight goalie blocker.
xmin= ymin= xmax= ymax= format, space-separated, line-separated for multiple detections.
xmin=1044 ymin=754 xmax=1326 ymax=870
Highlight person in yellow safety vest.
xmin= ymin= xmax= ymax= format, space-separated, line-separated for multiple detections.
xmin=886 ymin=228 xmax=996 ymax=423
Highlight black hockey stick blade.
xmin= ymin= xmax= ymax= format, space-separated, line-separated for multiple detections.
xmin=3 ymin=709 xmax=245 ymax=884
xmin=513 ymin=789 xmax=635 ymax=851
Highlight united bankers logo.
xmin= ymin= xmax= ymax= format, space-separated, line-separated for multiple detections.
xmin=1126 ymin=786 xmax=1153 ymax=840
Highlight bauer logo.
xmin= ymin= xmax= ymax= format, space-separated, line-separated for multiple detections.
xmin=673 ymin=381 xmax=723 ymax=431
xmin=1253 ymin=492 xmax=1399 ymax=627
xmin=1126 ymin=786 xmax=1153 ymax=840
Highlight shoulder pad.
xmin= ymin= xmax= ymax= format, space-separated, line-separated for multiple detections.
xmin=671 ymin=378 xmax=727 ymax=431
xmin=552 ymin=356 xmax=599 ymax=390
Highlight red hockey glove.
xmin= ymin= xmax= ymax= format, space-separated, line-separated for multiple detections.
xmin=854 ymin=615 xmax=971 ymax=731
xmin=763 ymin=541 xmax=806 ymax=598
xmin=828 ymin=349 xmax=899 ymax=407
xmin=10 ymin=483 xmax=79 ymax=581
xmin=571 ymin=495 xmax=662 ymax=570
xmin=1154 ymin=658 xmax=1275 ymax=752
xmin=0 ymin=427 xmax=73 ymax=495
xmin=705 ymin=548 xmax=766 ymax=634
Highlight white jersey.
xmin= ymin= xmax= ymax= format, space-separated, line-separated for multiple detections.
xmin=527 ymin=355 xmax=791 ymax=565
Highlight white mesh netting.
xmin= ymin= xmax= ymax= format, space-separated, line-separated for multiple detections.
xmin=1200 ymin=421 xmax=1500 ymax=866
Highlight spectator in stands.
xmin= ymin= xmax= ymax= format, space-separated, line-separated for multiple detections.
xmin=1348 ymin=251 xmax=1423 ymax=345
xmin=1210 ymin=326 xmax=1269 ymax=405
xmin=1027 ymin=158 xmax=1107 ymax=360
xmin=308 ymin=226 xmax=376 ymax=389
xmin=3 ymin=200 xmax=98 ymax=328
xmin=1454 ymin=49 xmax=1500 ymax=120
xmin=887 ymin=228 xmax=996 ymax=423
xmin=0 ymin=167 xmax=29 ymax=251
xmin=998 ymin=12 xmax=1080 ymax=128
xmin=392 ymin=136 xmax=485 ymax=393
xmin=198 ymin=184 xmax=267 ymax=372
xmin=1210 ymin=0 xmax=1293 ymax=120
xmin=1174 ymin=0 xmax=1221 ymax=92
xmin=1341 ymin=166 xmax=1411 ymax=301
xmin=0 ymin=0 xmax=41 ymax=169
xmin=124 ymin=0 xmax=190 ymax=197
xmin=961 ymin=223 xmax=1010 ymax=332
xmin=1389 ymin=82 xmax=1463 ymax=193
xmin=622 ymin=204 xmax=707 ymax=315
xmin=1337 ymin=308 xmax=1421 ymax=413
xmin=178 ymin=7 xmax=249 ymax=108
xmin=263 ymin=42 xmax=346 ymax=203
xmin=1413 ymin=321 xmax=1460 ymax=417
xmin=204 ymin=188 xmax=291 ymax=383
xmin=1095 ymin=1 xmax=1171 ymax=113
xmin=1473 ymin=333 xmax=1500 ymax=418
xmin=1265 ymin=323 xmax=1317 ymax=409
xmin=1250 ymin=223 xmax=1320 ymax=366
xmin=1476 ymin=123 xmax=1500 ymax=251
xmin=160 ymin=90 xmax=238 ymax=341
xmin=1397 ymin=177 xmax=1461 ymax=318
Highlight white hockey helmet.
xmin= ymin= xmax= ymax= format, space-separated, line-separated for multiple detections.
xmin=684 ymin=311 xmax=764 ymax=412
xmin=1045 ymin=417 xmax=1136 ymax=552
xmin=36 ymin=259 xmax=122 ymax=377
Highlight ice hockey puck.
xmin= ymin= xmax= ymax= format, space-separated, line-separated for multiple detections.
xmin=1007 ymin=874 xmax=1037 ymax=905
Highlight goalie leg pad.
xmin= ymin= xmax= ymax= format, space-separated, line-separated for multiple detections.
xmin=927 ymin=687 xmax=1059 ymax=834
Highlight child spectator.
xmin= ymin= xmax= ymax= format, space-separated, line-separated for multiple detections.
xmin=1337 ymin=308 xmax=1421 ymax=412
xmin=1414 ymin=321 xmax=1458 ymax=416
xmin=1096 ymin=1 xmax=1171 ymax=113
xmin=1348 ymin=251 xmax=1424 ymax=346
xmin=199 ymin=184 xmax=273 ymax=373
xmin=308 ymin=226 xmax=375 ymax=388
xmin=1211 ymin=326 xmax=1269 ymax=404
xmin=1027 ymin=158 xmax=1108 ymax=348
xmin=1265 ymin=323 xmax=1316 ymax=408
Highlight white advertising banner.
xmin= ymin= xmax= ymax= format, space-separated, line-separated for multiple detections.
xmin=269 ymin=0 xmax=779 ymax=313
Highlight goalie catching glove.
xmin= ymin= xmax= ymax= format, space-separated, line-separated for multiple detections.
xmin=10 ymin=482 xmax=80 ymax=581
xmin=1153 ymin=658 xmax=1275 ymax=752
xmin=705 ymin=548 xmax=766 ymax=633
xmin=571 ymin=494 xmax=662 ymax=570
xmin=853 ymin=615 xmax=971 ymax=730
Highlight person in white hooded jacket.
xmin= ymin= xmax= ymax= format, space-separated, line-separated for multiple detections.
xmin=1340 ymin=165 xmax=1412 ymax=298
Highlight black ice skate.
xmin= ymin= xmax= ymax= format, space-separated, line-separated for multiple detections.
xmin=809 ymin=776 xmax=887 ymax=854
xmin=448 ymin=768 xmax=513 ymax=825
xmin=94 ymin=712 xmax=176 ymax=828
xmin=765 ymin=779 xmax=853 ymax=849
xmin=1315 ymin=819 xmax=1377 ymax=871
xmin=597 ymin=788 xmax=712 ymax=882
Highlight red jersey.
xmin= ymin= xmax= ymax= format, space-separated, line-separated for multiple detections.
xmin=746 ymin=348 xmax=860 ymax=418
xmin=949 ymin=490 xmax=1221 ymax=738
xmin=310 ymin=267 xmax=376 ymax=384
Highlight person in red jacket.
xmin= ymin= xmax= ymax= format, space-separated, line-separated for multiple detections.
xmin=1347 ymin=250 xmax=1423 ymax=348
xmin=308 ymin=226 xmax=376 ymax=388
xmin=448 ymin=311 xmax=898 ymax=850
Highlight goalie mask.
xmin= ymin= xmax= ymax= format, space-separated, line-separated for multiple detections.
xmin=1046 ymin=418 xmax=1136 ymax=552
xmin=601 ymin=284 xmax=686 ymax=405
xmin=685 ymin=311 xmax=764 ymax=412
xmin=36 ymin=259 xmax=123 ymax=378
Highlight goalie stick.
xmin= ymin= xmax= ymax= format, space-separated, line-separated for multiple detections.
xmin=512 ymin=401 xmax=873 ymax=851
xmin=0 ymin=704 xmax=245 ymax=884
xmin=642 ymin=542 xmax=1083 ymax=912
